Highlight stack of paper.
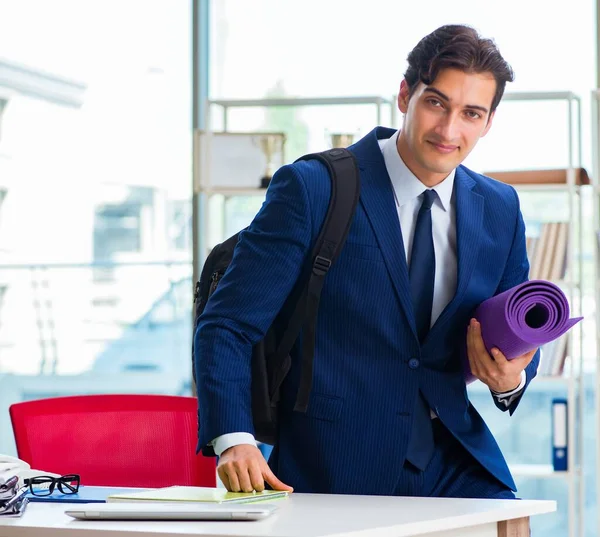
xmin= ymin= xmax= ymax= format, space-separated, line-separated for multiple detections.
xmin=0 ymin=455 xmax=60 ymax=485
xmin=0 ymin=460 xmax=23 ymax=488
xmin=0 ymin=455 xmax=61 ymax=517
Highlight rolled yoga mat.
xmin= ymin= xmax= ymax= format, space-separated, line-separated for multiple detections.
xmin=464 ymin=279 xmax=583 ymax=384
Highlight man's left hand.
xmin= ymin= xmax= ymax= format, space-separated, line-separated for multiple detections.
xmin=466 ymin=318 xmax=537 ymax=393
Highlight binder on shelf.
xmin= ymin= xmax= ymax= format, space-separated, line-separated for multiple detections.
xmin=552 ymin=398 xmax=568 ymax=471
xmin=539 ymin=334 xmax=568 ymax=377
xmin=526 ymin=222 xmax=569 ymax=282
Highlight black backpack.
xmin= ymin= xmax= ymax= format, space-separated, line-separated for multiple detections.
xmin=193 ymin=148 xmax=360 ymax=448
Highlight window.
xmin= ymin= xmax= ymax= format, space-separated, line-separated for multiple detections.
xmin=94 ymin=204 xmax=142 ymax=257
xmin=0 ymin=0 xmax=192 ymax=456
xmin=0 ymin=99 xmax=8 ymax=141
xmin=168 ymin=199 xmax=192 ymax=252
xmin=0 ymin=285 xmax=6 ymax=330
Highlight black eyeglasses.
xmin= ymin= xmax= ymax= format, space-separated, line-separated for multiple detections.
xmin=24 ymin=474 xmax=80 ymax=497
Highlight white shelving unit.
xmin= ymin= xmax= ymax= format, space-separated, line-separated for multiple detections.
xmin=193 ymin=95 xmax=396 ymax=259
xmin=491 ymin=90 xmax=584 ymax=537
xmin=208 ymin=95 xmax=398 ymax=132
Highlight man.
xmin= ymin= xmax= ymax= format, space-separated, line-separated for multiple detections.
xmin=195 ymin=24 xmax=539 ymax=499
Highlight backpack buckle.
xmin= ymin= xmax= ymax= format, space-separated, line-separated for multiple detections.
xmin=326 ymin=148 xmax=350 ymax=160
xmin=313 ymin=255 xmax=332 ymax=276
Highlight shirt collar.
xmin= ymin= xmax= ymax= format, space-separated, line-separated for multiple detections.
xmin=379 ymin=129 xmax=455 ymax=211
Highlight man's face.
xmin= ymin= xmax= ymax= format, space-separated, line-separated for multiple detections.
xmin=397 ymin=68 xmax=496 ymax=185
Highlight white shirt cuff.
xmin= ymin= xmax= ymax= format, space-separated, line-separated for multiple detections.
xmin=211 ymin=432 xmax=257 ymax=457
xmin=491 ymin=370 xmax=527 ymax=407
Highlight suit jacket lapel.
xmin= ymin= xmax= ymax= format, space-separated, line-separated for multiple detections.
xmin=428 ymin=167 xmax=484 ymax=336
xmin=351 ymin=128 xmax=418 ymax=340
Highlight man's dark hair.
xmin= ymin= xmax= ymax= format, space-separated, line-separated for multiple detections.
xmin=404 ymin=24 xmax=514 ymax=113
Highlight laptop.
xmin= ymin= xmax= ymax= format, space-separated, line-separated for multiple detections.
xmin=64 ymin=501 xmax=279 ymax=521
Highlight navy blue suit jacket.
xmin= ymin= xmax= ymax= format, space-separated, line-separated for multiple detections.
xmin=195 ymin=126 xmax=540 ymax=494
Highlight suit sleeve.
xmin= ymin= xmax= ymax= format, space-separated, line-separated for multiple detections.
xmin=194 ymin=164 xmax=314 ymax=452
xmin=491 ymin=187 xmax=540 ymax=415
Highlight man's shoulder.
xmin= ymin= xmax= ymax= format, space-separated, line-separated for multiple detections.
xmin=263 ymin=159 xmax=334 ymax=233
xmin=458 ymin=164 xmax=518 ymax=204
xmin=287 ymin=157 xmax=331 ymax=181
xmin=278 ymin=157 xmax=335 ymax=201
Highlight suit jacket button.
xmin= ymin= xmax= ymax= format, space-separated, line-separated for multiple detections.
xmin=408 ymin=358 xmax=420 ymax=369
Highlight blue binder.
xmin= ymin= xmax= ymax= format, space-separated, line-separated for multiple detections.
xmin=26 ymin=486 xmax=146 ymax=504
xmin=551 ymin=398 xmax=568 ymax=471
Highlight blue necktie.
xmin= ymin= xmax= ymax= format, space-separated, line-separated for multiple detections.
xmin=409 ymin=189 xmax=436 ymax=343
xmin=405 ymin=189 xmax=436 ymax=471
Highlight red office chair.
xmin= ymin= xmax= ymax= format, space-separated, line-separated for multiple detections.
xmin=9 ymin=394 xmax=216 ymax=488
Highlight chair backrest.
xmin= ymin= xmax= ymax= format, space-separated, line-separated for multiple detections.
xmin=9 ymin=394 xmax=216 ymax=488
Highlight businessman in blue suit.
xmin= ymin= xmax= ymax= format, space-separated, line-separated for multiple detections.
xmin=195 ymin=24 xmax=540 ymax=499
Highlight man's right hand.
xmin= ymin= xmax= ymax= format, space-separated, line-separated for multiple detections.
xmin=217 ymin=444 xmax=294 ymax=493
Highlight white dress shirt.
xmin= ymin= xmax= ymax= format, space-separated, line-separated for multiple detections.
xmin=210 ymin=130 xmax=525 ymax=456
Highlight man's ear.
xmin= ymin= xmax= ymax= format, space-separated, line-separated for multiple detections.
xmin=482 ymin=110 xmax=495 ymax=137
xmin=398 ymin=79 xmax=411 ymax=114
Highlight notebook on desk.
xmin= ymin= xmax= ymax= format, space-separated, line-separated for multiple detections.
xmin=106 ymin=486 xmax=288 ymax=504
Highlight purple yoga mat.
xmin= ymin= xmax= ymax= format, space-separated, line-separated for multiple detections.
xmin=464 ymin=280 xmax=582 ymax=384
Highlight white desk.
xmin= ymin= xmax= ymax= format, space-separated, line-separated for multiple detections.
xmin=0 ymin=493 xmax=555 ymax=537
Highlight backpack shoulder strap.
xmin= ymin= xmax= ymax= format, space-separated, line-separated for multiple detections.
xmin=272 ymin=148 xmax=360 ymax=412
xmin=299 ymin=148 xmax=361 ymax=276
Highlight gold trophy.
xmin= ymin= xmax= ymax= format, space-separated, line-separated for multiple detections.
xmin=330 ymin=133 xmax=354 ymax=148
xmin=259 ymin=133 xmax=285 ymax=188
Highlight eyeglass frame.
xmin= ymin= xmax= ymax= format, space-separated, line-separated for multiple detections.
xmin=23 ymin=474 xmax=80 ymax=497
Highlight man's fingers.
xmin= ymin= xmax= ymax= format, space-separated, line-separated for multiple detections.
xmin=510 ymin=352 xmax=535 ymax=370
xmin=497 ymin=347 xmax=536 ymax=372
xmin=467 ymin=345 xmax=478 ymax=377
xmin=466 ymin=324 xmax=479 ymax=377
xmin=467 ymin=321 xmax=486 ymax=377
xmin=248 ymin=460 xmax=265 ymax=492
xmin=218 ymin=467 xmax=232 ymax=491
xmin=471 ymin=320 xmax=490 ymax=359
xmin=234 ymin=463 xmax=255 ymax=493
xmin=490 ymin=347 xmax=508 ymax=364
xmin=216 ymin=445 xmax=285 ymax=493
xmin=262 ymin=464 xmax=294 ymax=492
xmin=224 ymin=466 xmax=241 ymax=492
xmin=466 ymin=320 xmax=474 ymax=351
